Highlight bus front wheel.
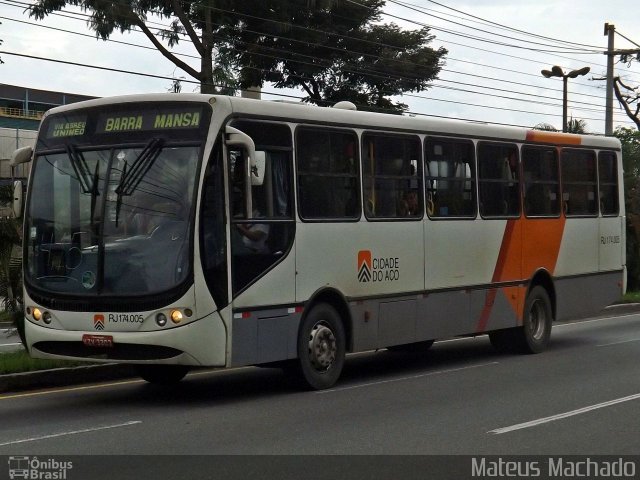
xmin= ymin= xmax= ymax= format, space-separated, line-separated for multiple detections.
xmin=297 ymin=303 xmax=346 ymax=390
xmin=136 ymin=365 xmax=190 ymax=385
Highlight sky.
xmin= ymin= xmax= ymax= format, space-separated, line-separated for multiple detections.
xmin=0 ymin=0 xmax=639 ymax=134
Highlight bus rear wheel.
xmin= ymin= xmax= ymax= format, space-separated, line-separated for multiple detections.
xmin=489 ymin=286 xmax=552 ymax=354
xmin=297 ymin=303 xmax=346 ymax=390
xmin=136 ymin=365 xmax=190 ymax=385
xmin=517 ymin=285 xmax=553 ymax=353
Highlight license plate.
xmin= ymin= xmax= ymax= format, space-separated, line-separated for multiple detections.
xmin=82 ymin=334 xmax=114 ymax=348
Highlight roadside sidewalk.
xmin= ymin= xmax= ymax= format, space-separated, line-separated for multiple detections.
xmin=1 ymin=303 xmax=640 ymax=394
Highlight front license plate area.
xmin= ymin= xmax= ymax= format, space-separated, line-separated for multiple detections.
xmin=82 ymin=334 xmax=114 ymax=348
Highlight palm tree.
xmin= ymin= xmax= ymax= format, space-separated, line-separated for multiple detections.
xmin=533 ymin=123 xmax=558 ymax=132
xmin=566 ymin=117 xmax=588 ymax=134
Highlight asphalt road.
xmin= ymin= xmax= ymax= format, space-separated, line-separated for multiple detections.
xmin=1 ymin=311 xmax=639 ymax=460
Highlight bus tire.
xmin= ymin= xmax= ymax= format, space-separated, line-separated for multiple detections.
xmin=136 ymin=365 xmax=190 ymax=385
xmin=489 ymin=329 xmax=514 ymax=353
xmin=514 ymin=285 xmax=553 ymax=353
xmin=297 ymin=302 xmax=346 ymax=390
xmin=387 ymin=340 xmax=434 ymax=353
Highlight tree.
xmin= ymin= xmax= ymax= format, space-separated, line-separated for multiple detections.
xmin=614 ymin=127 xmax=640 ymax=289
xmin=533 ymin=123 xmax=557 ymax=131
xmin=29 ymin=0 xmax=446 ymax=111
xmin=613 ymin=75 xmax=640 ymax=130
xmin=0 ymin=185 xmax=23 ymax=341
xmin=220 ymin=0 xmax=447 ymax=112
xmin=533 ymin=117 xmax=587 ymax=134
xmin=565 ymin=117 xmax=587 ymax=134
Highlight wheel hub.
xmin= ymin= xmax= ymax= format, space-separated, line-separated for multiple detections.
xmin=308 ymin=322 xmax=337 ymax=371
xmin=528 ymin=299 xmax=546 ymax=340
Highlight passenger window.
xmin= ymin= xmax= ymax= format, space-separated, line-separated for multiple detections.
xmin=296 ymin=128 xmax=360 ymax=220
xmin=362 ymin=133 xmax=422 ymax=219
xmin=561 ymin=149 xmax=597 ymax=217
xmin=424 ymin=137 xmax=476 ymax=218
xmin=478 ymin=142 xmax=520 ymax=218
xmin=599 ymin=151 xmax=619 ymax=216
xmin=522 ymin=146 xmax=560 ymax=217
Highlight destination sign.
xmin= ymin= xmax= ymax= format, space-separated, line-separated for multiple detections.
xmin=96 ymin=108 xmax=203 ymax=134
xmin=46 ymin=116 xmax=87 ymax=138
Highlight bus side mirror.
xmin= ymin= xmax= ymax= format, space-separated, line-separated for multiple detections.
xmin=13 ymin=180 xmax=24 ymax=219
xmin=225 ymin=126 xmax=258 ymax=218
xmin=11 ymin=146 xmax=33 ymax=166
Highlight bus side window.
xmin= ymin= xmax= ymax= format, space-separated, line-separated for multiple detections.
xmin=478 ymin=142 xmax=520 ymax=218
xmin=561 ymin=148 xmax=598 ymax=217
xmin=522 ymin=146 xmax=560 ymax=217
xmin=296 ymin=128 xmax=360 ymax=220
xmin=424 ymin=137 xmax=476 ymax=218
xmin=362 ymin=132 xmax=422 ymax=220
xmin=598 ymin=151 xmax=619 ymax=216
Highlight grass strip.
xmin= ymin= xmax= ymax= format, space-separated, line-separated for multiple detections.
xmin=0 ymin=350 xmax=88 ymax=375
xmin=622 ymin=291 xmax=640 ymax=303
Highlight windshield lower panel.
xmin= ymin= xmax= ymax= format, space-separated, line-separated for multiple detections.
xmin=26 ymin=143 xmax=201 ymax=298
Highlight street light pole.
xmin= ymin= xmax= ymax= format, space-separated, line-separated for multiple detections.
xmin=541 ymin=65 xmax=590 ymax=133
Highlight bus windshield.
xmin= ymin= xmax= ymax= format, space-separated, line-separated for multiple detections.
xmin=25 ymin=102 xmax=210 ymax=299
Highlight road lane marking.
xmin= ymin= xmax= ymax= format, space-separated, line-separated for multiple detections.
xmin=0 ymin=421 xmax=142 ymax=446
xmin=554 ymin=313 xmax=640 ymax=328
xmin=0 ymin=343 xmax=23 ymax=347
xmin=597 ymin=338 xmax=640 ymax=347
xmin=316 ymin=362 xmax=499 ymax=394
xmin=489 ymin=393 xmax=640 ymax=434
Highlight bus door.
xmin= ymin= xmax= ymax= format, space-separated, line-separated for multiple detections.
xmin=225 ymin=121 xmax=296 ymax=307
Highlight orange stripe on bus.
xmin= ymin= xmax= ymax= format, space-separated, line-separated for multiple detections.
xmin=525 ymin=131 xmax=582 ymax=145
xmin=476 ymin=216 xmax=566 ymax=331
xmin=476 ymin=220 xmax=518 ymax=332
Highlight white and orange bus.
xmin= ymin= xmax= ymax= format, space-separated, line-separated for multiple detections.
xmin=12 ymin=94 xmax=625 ymax=389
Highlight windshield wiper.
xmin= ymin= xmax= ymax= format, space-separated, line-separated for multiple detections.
xmin=114 ymin=137 xmax=165 ymax=227
xmin=65 ymin=144 xmax=93 ymax=193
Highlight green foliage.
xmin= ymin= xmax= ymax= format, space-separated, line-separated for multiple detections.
xmin=533 ymin=123 xmax=558 ymax=132
xmin=0 ymin=185 xmax=23 ymax=344
xmin=565 ymin=117 xmax=587 ymax=134
xmin=0 ymin=350 xmax=86 ymax=375
xmin=615 ymin=127 xmax=640 ymax=178
xmin=614 ymin=127 xmax=640 ymax=290
xmin=28 ymin=0 xmax=446 ymax=111
xmin=222 ymin=0 xmax=446 ymax=112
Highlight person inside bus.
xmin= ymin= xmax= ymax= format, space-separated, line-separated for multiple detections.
xmin=397 ymin=190 xmax=419 ymax=216
xmin=233 ymin=207 xmax=270 ymax=255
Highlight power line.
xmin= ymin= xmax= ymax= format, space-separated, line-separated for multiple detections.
xmin=2 ymin=2 xmax=636 ymax=126
xmin=388 ymin=0 xmax=606 ymax=50
xmin=1 ymin=49 xmax=635 ymax=129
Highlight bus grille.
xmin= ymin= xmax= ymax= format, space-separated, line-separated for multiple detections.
xmin=33 ymin=341 xmax=182 ymax=361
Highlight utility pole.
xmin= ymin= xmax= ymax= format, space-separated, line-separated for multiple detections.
xmin=604 ymin=23 xmax=615 ymax=136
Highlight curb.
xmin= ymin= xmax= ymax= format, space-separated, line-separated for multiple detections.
xmin=0 ymin=364 xmax=138 ymax=394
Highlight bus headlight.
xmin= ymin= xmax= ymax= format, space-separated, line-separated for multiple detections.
xmin=170 ymin=310 xmax=183 ymax=324
xmin=156 ymin=313 xmax=167 ymax=327
xmin=42 ymin=311 xmax=52 ymax=324
xmin=33 ymin=308 xmax=42 ymax=321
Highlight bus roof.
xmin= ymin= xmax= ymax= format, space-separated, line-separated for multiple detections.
xmin=43 ymin=93 xmax=622 ymax=150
